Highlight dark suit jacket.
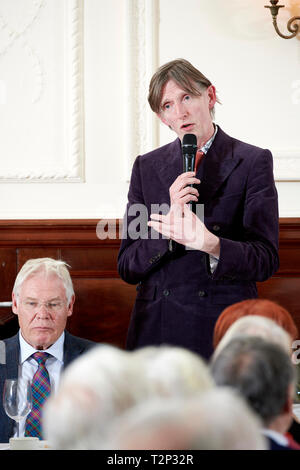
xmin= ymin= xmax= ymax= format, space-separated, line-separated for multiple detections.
xmin=118 ymin=126 xmax=279 ymax=359
xmin=0 ymin=330 xmax=95 ymax=443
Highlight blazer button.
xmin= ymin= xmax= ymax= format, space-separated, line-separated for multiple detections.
xmin=163 ymin=289 xmax=170 ymax=297
xmin=213 ymin=225 xmax=220 ymax=232
xmin=198 ymin=290 xmax=206 ymax=297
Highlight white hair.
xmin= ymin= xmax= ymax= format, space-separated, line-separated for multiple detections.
xmin=13 ymin=258 xmax=74 ymax=304
xmin=212 ymin=315 xmax=292 ymax=360
xmin=133 ymin=345 xmax=214 ymax=398
xmin=43 ymin=345 xmax=148 ymax=450
xmin=103 ymin=388 xmax=267 ymax=450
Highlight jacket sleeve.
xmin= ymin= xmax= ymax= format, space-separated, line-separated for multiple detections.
xmin=117 ymin=156 xmax=170 ymax=285
xmin=211 ymin=149 xmax=279 ymax=282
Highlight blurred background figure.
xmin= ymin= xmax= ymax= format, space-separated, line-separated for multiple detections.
xmin=213 ymin=315 xmax=292 ymax=359
xmin=103 ymin=388 xmax=267 ymax=450
xmin=212 ymin=299 xmax=300 ymax=443
xmin=211 ymin=336 xmax=299 ymax=450
xmin=44 ymin=344 xmax=215 ymax=449
xmin=43 ymin=345 xmax=146 ymax=449
xmin=213 ymin=299 xmax=298 ymax=350
xmin=133 ymin=345 xmax=214 ymax=398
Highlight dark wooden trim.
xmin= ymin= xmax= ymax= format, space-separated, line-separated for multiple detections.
xmin=0 ymin=218 xmax=299 ymax=273
xmin=0 ymin=218 xmax=299 ymax=344
xmin=0 ymin=217 xmax=299 ymax=241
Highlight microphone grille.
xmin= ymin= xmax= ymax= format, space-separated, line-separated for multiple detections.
xmin=182 ymin=134 xmax=197 ymax=153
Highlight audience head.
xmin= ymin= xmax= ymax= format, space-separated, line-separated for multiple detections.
xmin=43 ymin=345 xmax=147 ymax=449
xmin=211 ymin=336 xmax=296 ymax=431
xmin=12 ymin=258 xmax=75 ymax=350
xmin=213 ymin=315 xmax=292 ymax=359
xmin=104 ymin=388 xmax=267 ymax=450
xmin=213 ymin=299 xmax=298 ymax=349
xmin=133 ymin=345 xmax=214 ymax=398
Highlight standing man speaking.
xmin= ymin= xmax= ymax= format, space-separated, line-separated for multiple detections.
xmin=118 ymin=59 xmax=279 ymax=359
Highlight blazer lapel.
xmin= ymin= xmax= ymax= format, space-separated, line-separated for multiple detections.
xmin=2 ymin=334 xmax=20 ymax=440
xmin=63 ymin=331 xmax=84 ymax=369
xmin=5 ymin=333 xmax=20 ymax=378
xmin=152 ymin=138 xmax=183 ymax=196
xmin=197 ymin=127 xmax=242 ymax=203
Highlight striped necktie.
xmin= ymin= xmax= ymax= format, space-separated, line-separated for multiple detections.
xmin=25 ymin=351 xmax=51 ymax=439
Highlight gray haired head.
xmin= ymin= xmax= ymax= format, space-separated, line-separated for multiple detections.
xmin=210 ymin=336 xmax=296 ymax=426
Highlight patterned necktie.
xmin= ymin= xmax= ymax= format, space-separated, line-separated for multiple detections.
xmin=25 ymin=352 xmax=51 ymax=439
xmin=195 ymin=150 xmax=204 ymax=171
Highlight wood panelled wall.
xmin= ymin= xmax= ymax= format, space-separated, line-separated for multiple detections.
xmin=0 ymin=219 xmax=300 ymax=345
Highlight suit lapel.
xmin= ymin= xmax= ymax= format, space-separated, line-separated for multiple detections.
xmin=1 ymin=334 xmax=20 ymax=440
xmin=63 ymin=331 xmax=83 ymax=369
xmin=5 ymin=333 xmax=20 ymax=378
xmin=152 ymin=138 xmax=182 ymax=195
xmin=197 ymin=127 xmax=242 ymax=203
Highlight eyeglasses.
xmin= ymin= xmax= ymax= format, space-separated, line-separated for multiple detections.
xmin=21 ymin=300 xmax=66 ymax=313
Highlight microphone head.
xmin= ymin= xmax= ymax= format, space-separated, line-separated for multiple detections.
xmin=182 ymin=134 xmax=197 ymax=154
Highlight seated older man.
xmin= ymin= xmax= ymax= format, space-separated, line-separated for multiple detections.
xmin=0 ymin=257 xmax=96 ymax=442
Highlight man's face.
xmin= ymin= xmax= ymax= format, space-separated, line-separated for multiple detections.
xmin=157 ymin=79 xmax=216 ymax=147
xmin=12 ymin=273 xmax=74 ymax=350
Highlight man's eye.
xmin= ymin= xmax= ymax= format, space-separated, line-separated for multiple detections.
xmin=27 ymin=302 xmax=37 ymax=307
xmin=163 ymin=103 xmax=171 ymax=110
xmin=184 ymin=95 xmax=191 ymax=101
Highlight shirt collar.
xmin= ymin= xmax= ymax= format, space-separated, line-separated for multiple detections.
xmin=200 ymin=124 xmax=218 ymax=154
xmin=19 ymin=330 xmax=65 ymax=364
xmin=261 ymin=428 xmax=288 ymax=447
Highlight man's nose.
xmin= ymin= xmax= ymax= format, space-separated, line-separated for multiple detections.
xmin=174 ymin=101 xmax=188 ymax=119
xmin=36 ymin=303 xmax=50 ymax=317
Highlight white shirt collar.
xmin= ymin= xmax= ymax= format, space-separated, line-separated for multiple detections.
xmin=261 ymin=428 xmax=289 ymax=447
xmin=19 ymin=330 xmax=65 ymax=364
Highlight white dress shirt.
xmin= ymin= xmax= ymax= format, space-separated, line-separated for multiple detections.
xmin=14 ymin=331 xmax=65 ymax=437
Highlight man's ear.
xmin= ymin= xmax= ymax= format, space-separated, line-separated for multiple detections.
xmin=207 ymin=85 xmax=217 ymax=110
xmin=67 ymin=294 xmax=75 ymax=317
xmin=12 ymin=292 xmax=18 ymax=315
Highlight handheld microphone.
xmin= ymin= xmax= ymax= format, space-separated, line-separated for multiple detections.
xmin=182 ymin=133 xmax=197 ymax=187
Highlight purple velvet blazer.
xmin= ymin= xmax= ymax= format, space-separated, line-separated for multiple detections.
xmin=118 ymin=126 xmax=279 ymax=359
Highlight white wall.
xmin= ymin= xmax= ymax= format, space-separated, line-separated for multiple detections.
xmin=0 ymin=0 xmax=299 ymax=218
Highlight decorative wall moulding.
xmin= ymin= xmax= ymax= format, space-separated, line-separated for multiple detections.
xmin=0 ymin=0 xmax=85 ymax=183
xmin=273 ymin=150 xmax=300 ymax=181
xmin=123 ymin=0 xmax=159 ymax=182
